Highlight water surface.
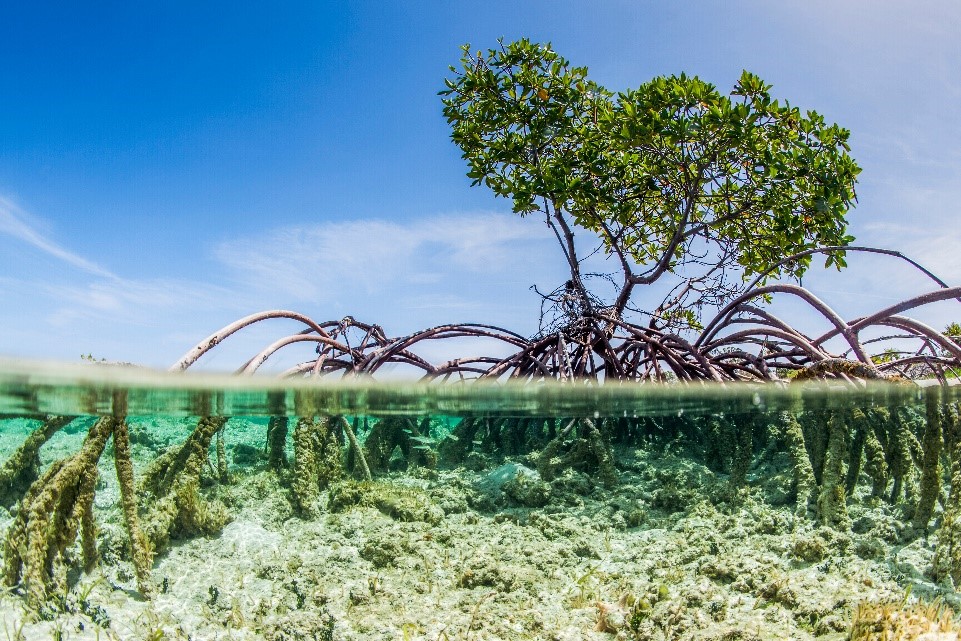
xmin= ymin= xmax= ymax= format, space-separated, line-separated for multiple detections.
xmin=0 ymin=358 xmax=958 ymax=640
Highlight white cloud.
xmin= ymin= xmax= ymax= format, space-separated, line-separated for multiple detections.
xmin=45 ymin=277 xmax=246 ymax=326
xmin=0 ymin=196 xmax=117 ymax=279
xmin=0 ymin=201 xmax=570 ymax=368
xmin=0 ymin=198 xmax=260 ymax=365
xmin=213 ymin=213 xmax=560 ymax=306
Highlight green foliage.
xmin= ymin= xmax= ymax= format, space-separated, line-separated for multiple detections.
xmin=442 ymin=39 xmax=861 ymax=314
xmin=945 ymin=322 xmax=961 ymax=339
xmin=600 ymin=70 xmax=859 ymax=280
xmin=871 ymin=348 xmax=900 ymax=365
xmin=441 ymin=39 xmax=608 ymax=215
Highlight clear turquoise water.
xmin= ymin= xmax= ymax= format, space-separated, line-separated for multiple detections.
xmin=0 ymin=358 xmax=945 ymax=418
xmin=1 ymin=358 xmax=960 ymax=639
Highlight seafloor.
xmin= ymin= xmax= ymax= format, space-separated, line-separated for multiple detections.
xmin=0 ymin=415 xmax=955 ymax=641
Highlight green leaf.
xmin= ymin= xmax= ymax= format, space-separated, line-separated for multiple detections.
xmin=441 ymin=38 xmax=860 ymax=320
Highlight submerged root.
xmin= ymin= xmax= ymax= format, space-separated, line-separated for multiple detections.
xmin=142 ymin=478 xmax=230 ymax=553
xmin=728 ymin=414 xmax=754 ymax=488
xmin=3 ymin=416 xmax=114 ymax=606
xmin=140 ymin=416 xmax=231 ymax=554
xmin=291 ymin=416 xmax=344 ymax=516
xmin=846 ymin=409 xmax=868 ymax=497
xmin=816 ymin=411 xmax=851 ymax=530
xmin=537 ymin=418 xmax=617 ymax=487
xmin=215 ymin=423 xmax=228 ymax=483
xmin=437 ymin=417 xmax=480 ymax=465
xmin=863 ymin=424 xmax=889 ymax=499
xmin=341 ymin=416 xmax=371 ymax=482
xmin=112 ymin=419 xmax=153 ymax=595
xmin=140 ymin=416 xmax=225 ymax=496
xmin=0 ymin=415 xmax=75 ymax=508
xmin=291 ymin=416 xmax=320 ymax=515
xmin=363 ymin=416 xmax=437 ymax=474
xmin=934 ymin=404 xmax=961 ymax=587
xmin=782 ymin=411 xmax=815 ymax=517
xmin=913 ymin=388 xmax=943 ymax=531
xmin=266 ymin=416 xmax=290 ymax=471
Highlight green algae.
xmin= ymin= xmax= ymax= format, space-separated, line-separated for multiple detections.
xmin=2 ymin=365 xmax=961 ymax=638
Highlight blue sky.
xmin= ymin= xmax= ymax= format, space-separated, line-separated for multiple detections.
xmin=1 ymin=1 xmax=960 ymax=370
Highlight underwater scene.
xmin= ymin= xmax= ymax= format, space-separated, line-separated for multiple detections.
xmin=1 ymin=361 xmax=961 ymax=640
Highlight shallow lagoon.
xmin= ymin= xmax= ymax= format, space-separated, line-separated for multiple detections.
xmin=0 ymin=360 xmax=959 ymax=640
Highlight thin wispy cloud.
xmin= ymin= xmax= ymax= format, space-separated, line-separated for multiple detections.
xmin=0 ymin=201 xmax=568 ymax=366
xmin=0 ymin=196 xmax=117 ymax=279
xmin=0 ymin=197 xmax=261 ymax=365
xmin=45 ymin=277 xmax=247 ymax=327
xmin=213 ymin=213 xmax=560 ymax=304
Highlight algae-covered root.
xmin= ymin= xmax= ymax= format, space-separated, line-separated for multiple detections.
xmin=3 ymin=416 xmax=114 ymax=606
xmin=436 ymin=416 xmax=480 ymax=465
xmin=291 ymin=416 xmax=320 ymax=515
xmin=0 ymin=415 xmax=75 ymax=508
xmin=140 ymin=416 xmax=231 ymax=554
xmin=934 ymin=403 xmax=961 ymax=587
xmin=215 ymin=422 xmax=228 ymax=483
xmin=4 ymin=413 xmax=238 ymax=607
xmin=363 ymin=415 xmax=436 ymax=474
xmin=536 ymin=417 xmax=617 ymax=487
xmin=781 ymin=411 xmax=815 ymax=518
xmin=266 ymin=416 xmax=289 ymax=471
xmin=862 ymin=416 xmax=889 ymax=499
xmin=816 ymin=411 xmax=850 ymax=530
xmin=291 ymin=415 xmax=345 ymax=516
xmin=728 ymin=413 xmax=755 ymax=488
xmin=340 ymin=416 xmax=371 ymax=482
xmin=112 ymin=418 xmax=153 ymax=595
xmin=140 ymin=415 xmax=225 ymax=496
xmin=536 ymin=418 xmax=577 ymax=482
xmin=913 ymin=388 xmax=943 ymax=531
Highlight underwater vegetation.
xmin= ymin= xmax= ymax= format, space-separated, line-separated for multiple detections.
xmin=849 ymin=596 xmax=957 ymax=640
xmin=4 ymin=382 xmax=961 ymax=635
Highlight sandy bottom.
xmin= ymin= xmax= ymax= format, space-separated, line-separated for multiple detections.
xmin=0 ymin=422 xmax=955 ymax=641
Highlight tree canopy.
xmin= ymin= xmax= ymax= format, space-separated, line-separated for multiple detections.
xmin=441 ymin=38 xmax=861 ymax=330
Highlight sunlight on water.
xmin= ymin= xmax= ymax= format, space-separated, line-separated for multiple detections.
xmin=1 ymin=357 xmax=960 ymax=640
xmin=0 ymin=357 xmax=947 ymax=418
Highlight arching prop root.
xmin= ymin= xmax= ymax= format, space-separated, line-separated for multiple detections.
xmin=167 ymin=286 xmax=961 ymax=384
xmin=0 ymin=415 xmax=75 ymax=509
